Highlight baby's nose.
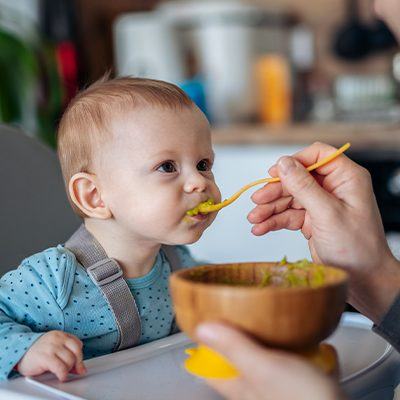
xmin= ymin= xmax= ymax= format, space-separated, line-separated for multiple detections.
xmin=184 ymin=172 xmax=207 ymax=193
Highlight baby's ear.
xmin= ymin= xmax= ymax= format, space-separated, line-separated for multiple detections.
xmin=68 ymin=173 xmax=112 ymax=219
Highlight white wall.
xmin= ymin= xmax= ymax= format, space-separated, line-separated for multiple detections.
xmin=188 ymin=144 xmax=311 ymax=264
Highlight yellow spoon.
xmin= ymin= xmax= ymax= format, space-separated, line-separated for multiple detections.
xmin=187 ymin=142 xmax=351 ymax=216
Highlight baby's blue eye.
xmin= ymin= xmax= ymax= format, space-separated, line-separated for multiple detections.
xmin=158 ymin=161 xmax=176 ymax=173
xmin=197 ymin=159 xmax=210 ymax=172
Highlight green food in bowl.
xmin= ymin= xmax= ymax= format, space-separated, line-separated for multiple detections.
xmin=188 ymin=258 xmax=327 ymax=288
xmin=259 ymin=258 xmax=326 ymax=288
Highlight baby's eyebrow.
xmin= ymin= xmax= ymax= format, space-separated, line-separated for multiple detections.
xmin=150 ymin=150 xmax=179 ymax=160
xmin=201 ymin=151 xmax=215 ymax=162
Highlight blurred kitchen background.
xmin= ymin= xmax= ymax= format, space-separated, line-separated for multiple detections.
xmin=2 ymin=0 xmax=400 ymax=264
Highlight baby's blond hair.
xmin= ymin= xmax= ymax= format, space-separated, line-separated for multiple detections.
xmin=57 ymin=76 xmax=194 ymax=217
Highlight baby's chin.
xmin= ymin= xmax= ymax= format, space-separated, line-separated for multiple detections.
xmin=172 ymin=229 xmax=206 ymax=245
xmin=182 ymin=233 xmax=204 ymax=245
xmin=160 ymin=212 xmax=217 ymax=245
xmin=167 ymin=221 xmax=213 ymax=245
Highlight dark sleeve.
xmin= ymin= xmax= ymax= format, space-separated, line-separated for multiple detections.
xmin=372 ymin=292 xmax=400 ymax=352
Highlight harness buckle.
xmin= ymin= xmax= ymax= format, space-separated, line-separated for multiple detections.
xmin=87 ymin=258 xmax=123 ymax=286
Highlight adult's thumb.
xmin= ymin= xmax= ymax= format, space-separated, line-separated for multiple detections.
xmin=277 ymin=156 xmax=334 ymax=213
xmin=196 ymin=323 xmax=274 ymax=373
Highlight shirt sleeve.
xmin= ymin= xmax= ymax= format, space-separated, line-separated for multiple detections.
xmin=0 ymin=309 xmax=44 ymax=380
xmin=372 ymin=291 xmax=400 ymax=352
xmin=0 ymin=246 xmax=76 ymax=380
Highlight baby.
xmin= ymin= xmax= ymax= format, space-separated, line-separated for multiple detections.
xmin=0 ymin=77 xmax=221 ymax=381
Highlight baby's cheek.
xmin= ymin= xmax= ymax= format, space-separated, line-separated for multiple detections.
xmin=121 ymin=199 xmax=156 ymax=224
xmin=212 ymin=184 xmax=222 ymax=203
xmin=144 ymin=200 xmax=178 ymax=226
xmin=208 ymin=212 xmax=218 ymax=227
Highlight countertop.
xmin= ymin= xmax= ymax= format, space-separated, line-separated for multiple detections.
xmin=211 ymin=122 xmax=400 ymax=150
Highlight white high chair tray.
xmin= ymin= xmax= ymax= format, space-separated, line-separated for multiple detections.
xmin=0 ymin=312 xmax=399 ymax=400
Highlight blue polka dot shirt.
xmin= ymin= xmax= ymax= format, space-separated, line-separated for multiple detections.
xmin=0 ymin=244 xmax=198 ymax=380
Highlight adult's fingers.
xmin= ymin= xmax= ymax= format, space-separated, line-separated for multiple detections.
xmin=290 ymin=142 xmax=350 ymax=175
xmin=252 ymin=181 xmax=285 ymax=205
xmin=248 ymin=196 xmax=293 ymax=224
xmin=205 ymin=377 xmax=253 ymax=400
xmin=265 ymin=140 xmax=341 ymax=177
xmin=196 ymin=323 xmax=341 ymax=400
xmin=252 ymin=142 xmax=352 ymax=205
xmin=276 ymin=157 xmax=338 ymax=217
xmin=196 ymin=323 xmax=279 ymax=376
xmin=251 ymin=209 xmax=305 ymax=236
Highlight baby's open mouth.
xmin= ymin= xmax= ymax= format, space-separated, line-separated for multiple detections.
xmin=188 ymin=213 xmax=208 ymax=221
xmin=186 ymin=199 xmax=215 ymax=216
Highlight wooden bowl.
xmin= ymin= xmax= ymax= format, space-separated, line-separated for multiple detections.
xmin=170 ymin=262 xmax=348 ymax=350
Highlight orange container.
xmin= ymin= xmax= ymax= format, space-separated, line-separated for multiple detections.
xmin=255 ymin=54 xmax=292 ymax=124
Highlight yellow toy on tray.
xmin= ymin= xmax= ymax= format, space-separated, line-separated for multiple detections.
xmin=184 ymin=345 xmax=239 ymax=379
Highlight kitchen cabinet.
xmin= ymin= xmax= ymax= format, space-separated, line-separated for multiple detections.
xmin=210 ymin=122 xmax=400 ymax=149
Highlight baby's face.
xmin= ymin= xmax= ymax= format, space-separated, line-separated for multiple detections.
xmin=95 ymin=105 xmax=221 ymax=245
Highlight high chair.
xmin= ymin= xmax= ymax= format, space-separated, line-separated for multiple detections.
xmin=0 ymin=124 xmax=79 ymax=274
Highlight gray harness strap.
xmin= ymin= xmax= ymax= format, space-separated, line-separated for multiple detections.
xmin=161 ymin=245 xmax=182 ymax=335
xmin=65 ymin=224 xmax=141 ymax=351
xmin=65 ymin=224 xmax=183 ymax=350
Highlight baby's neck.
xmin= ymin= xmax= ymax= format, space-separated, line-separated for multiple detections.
xmin=84 ymin=219 xmax=161 ymax=279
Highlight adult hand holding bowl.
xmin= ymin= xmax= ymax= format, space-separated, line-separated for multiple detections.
xmin=170 ymin=259 xmax=348 ymax=379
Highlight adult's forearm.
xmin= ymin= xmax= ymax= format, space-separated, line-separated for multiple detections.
xmin=349 ymin=256 xmax=400 ymax=344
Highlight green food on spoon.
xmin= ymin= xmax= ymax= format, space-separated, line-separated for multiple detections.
xmin=186 ymin=199 xmax=215 ymax=216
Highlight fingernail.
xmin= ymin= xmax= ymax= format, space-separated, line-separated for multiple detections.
xmin=278 ymin=157 xmax=296 ymax=176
